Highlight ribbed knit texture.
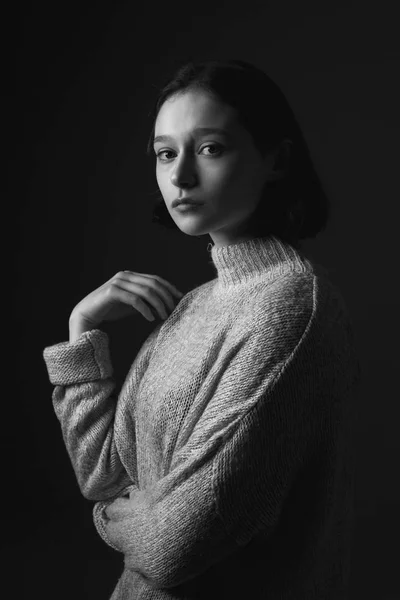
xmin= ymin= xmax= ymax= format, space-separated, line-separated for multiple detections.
xmin=43 ymin=234 xmax=361 ymax=599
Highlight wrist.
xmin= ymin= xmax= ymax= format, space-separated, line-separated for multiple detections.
xmin=68 ymin=315 xmax=95 ymax=343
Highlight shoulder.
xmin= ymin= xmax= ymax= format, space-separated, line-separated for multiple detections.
xmin=245 ymin=268 xmax=316 ymax=329
xmin=242 ymin=263 xmax=348 ymax=349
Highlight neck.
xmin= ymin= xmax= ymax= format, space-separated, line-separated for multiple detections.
xmin=208 ymin=234 xmax=312 ymax=288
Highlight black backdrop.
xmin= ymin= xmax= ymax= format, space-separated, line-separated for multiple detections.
xmin=6 ymin=1 xmax=400 ymax=598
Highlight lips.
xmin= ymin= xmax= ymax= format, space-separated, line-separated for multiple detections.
xmin=172 ymin=197 xmax=203 ymax=208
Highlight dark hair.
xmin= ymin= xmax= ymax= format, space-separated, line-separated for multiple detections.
xmin=146 ymin=58 xmax=331 ymax=248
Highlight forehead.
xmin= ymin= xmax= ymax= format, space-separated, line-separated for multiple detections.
xmin=154 ymin=89 xmax=238 ymax=137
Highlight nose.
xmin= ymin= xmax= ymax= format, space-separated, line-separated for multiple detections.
xmin=170 ymin=153 xmax=197 ymax=189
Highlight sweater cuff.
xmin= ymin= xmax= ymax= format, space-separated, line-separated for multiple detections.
xmin=42 ymin=329 xmax=113 ymax=386
xmin=92 ymin=483 xmax=137 ymax=552
xmin=92 ymin=500 xmax=122 ymax=552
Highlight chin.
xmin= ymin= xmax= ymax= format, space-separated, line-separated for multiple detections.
xmin=178 ymin=226 xmax=209 ymax=238
xmin=173 ymin=219 xmax=212 ymax=237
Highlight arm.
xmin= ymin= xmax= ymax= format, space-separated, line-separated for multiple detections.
xmin=43 ymin=326 xmax=161 ymax=501
xmin=93 ymin=287 xmax=331 ymax=588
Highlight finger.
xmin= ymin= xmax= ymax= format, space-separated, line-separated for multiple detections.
xmin=110 ymin=283 xmax=156 ymax=322
xmin=105 ymin=497 xmax=131 ymax=520
xmin=112 ymin=280 xmax=169 ymax=321
xmin=123 ymin=271 xmax=184 ymax=299
xmin=119 ymin=272 xmax=181 ymax=313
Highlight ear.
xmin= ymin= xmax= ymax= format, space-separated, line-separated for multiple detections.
xmin=266 ymin=138 xmax=293 ymax=181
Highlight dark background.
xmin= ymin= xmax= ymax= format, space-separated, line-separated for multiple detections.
xmin=6 ymin=0 xmax=399 ymax=598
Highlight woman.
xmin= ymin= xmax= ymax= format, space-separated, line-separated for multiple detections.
xmin=43 ymin=59 xmax=361 ymax=599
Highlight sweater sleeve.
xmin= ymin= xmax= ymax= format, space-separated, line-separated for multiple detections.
xmin=92 ymin=278 xmax=350 ymax=588
xmin=42 ymin=326 xmax=161 ymax=501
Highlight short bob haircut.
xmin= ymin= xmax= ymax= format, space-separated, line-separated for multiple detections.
xmin=146 ymin=58 xmax=331 ymax=249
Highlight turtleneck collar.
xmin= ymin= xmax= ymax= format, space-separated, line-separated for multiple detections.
xmin=208 ymin=235 xmax=313 ymax=288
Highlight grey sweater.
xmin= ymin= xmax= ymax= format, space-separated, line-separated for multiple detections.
xmin=43 ymin=235 xmax=361 ymax=599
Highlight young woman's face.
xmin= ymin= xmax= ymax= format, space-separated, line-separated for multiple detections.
xmin=153 ymin=88 xmax=277 ymax=247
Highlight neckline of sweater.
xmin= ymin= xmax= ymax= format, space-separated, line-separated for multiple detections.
xmin=208 ymin=234 xmax=313 ymax=287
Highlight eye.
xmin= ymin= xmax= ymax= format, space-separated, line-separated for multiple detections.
xmin=156 ymin=150 xmax=174 ymax=161
xmin=201 ymin=144 xmax=222 ymax=156
xmin=156 ymin=144 xmax=223 ymax=162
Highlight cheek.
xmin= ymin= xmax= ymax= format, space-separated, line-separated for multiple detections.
xmin=215 ymin=167 xmax=254 ymax=199
xmin=156 ymin=169 xmax=168 ymax=194
xmin=206 ymin=157 xmax=242 ymax=189
xmin=218 ymin=154 xmax=254 ymax=186
xmin=228 ymin=166 xmax=265 ymax=204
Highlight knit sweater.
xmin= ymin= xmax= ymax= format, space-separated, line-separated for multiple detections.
xmin=43 ymin=234 xmax=361 ymax=600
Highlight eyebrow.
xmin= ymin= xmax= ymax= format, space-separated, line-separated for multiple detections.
xmin=153 ymin=127 xmax=231 ymax=145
